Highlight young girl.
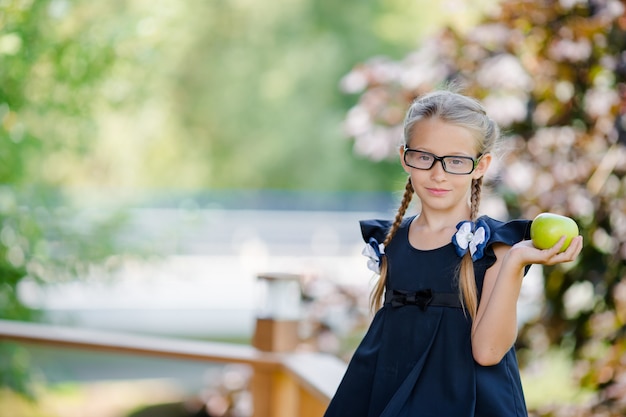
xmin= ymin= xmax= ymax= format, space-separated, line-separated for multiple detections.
xmin=324 ymin=90 xmax=583 ymax=417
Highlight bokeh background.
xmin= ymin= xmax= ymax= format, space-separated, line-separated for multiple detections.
xmin=1 ymin=0 xmax=626 ymax=416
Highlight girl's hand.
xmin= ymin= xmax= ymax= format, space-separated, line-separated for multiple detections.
xmin=508 ymin=235 xmax=583 ymax=267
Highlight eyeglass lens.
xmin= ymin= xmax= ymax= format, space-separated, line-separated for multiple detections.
xmin=404 ymin=150 xmax=476 ymax=174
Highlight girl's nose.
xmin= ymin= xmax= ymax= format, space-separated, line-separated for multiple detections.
xmin=430 ymin=159 xmax=447 ymax=179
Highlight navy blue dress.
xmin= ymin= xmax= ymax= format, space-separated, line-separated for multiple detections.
xmin=324 ymin=215 xmax=532 ymax=417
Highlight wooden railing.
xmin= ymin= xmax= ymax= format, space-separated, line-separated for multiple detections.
xmin=0 ymin=319 xmax=346 ymax=417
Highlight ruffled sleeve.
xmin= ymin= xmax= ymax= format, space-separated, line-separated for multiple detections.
xmin=359 ymin=219 xmax=392 ymax=244
xmin=479 ymin=215 xmax=532 ymax=273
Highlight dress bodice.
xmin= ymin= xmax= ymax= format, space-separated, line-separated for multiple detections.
xmin=324 ymin=215 xmax=532 ymax=417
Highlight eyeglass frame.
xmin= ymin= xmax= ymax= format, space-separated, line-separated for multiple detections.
xmin=403 ymin=146 xmax=483 ymax=175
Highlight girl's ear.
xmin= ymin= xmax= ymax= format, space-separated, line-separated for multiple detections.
xmin=399 ymin=145 xmax=411 ymax=174
xmin=473 ymin=152 xmax=492 ymax=180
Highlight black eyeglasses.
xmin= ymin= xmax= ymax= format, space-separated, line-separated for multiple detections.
xmin=403 ymin=147 xmax=481 ymax=175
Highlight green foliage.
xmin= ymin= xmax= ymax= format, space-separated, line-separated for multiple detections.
xmin=1 ymin=0 xmax=159 ymax=303
xmin=0 ymin=0 xmax=151 ymax=396
xmin=4 ymin=0 xmax=492 ymax=191
xmin=0 ymin=343 xmax=39 ymax=400
xmin=141 ymin=0 xmax=415 ymax=190
xmin=1 ymin=0 xmax=162 ymax=186
xmin=0 ymin=186 xmax=137 ymax=397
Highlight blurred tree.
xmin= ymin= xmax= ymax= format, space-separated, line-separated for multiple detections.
xmin=0 ymin=0 xmax=153 ymax=307
xmin=2 ymin=0 xmax=498 ymax=192
xmin=160 ymin=0 xmax=499 ymax=191
xmin=0 ymin=0 xmax=169 ymax=187
xmin=337 ymin=0 xmax=626 ymax=415
xmin=0 ymin=0 xmax=146 ymax=396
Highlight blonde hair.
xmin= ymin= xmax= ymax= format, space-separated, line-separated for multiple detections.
xmin=370 ymin=90 xmax=500 ymax=319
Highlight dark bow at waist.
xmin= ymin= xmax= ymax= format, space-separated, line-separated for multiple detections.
xmin=385 ymin=289 xmax=463 ymax=310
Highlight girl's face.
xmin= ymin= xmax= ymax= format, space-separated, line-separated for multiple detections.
xmin=400 ymin=117 xmax=492 ymax=217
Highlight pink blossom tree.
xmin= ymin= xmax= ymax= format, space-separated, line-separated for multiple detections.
xmin=339 ymin=1 xmax=626 ymax=415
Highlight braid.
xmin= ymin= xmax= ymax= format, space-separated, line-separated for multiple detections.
xmin=370 ymin=177 xmax=414 ymax=312
xmin=470 ymin=177 xmax=483 ymax=221
xmin=385 ymin=178 xmax=414 ymax=246
xmin=459 ymin=177 xmax=484 ymax=319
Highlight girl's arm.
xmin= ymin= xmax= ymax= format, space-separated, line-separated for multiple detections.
xmin=470 ymin=235 xmax=583 ymax=366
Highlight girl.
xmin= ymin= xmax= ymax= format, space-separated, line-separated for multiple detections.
xmin=324 ymin=90 xmax=583 ymax=417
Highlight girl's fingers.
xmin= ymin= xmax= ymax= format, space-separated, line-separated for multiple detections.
xmin=566 ymin=235 xmax=584 ymax=258
xmin=547 ymin=235 xmax=583 ymax=264
xmin=546 ymin=236 xmax=567 ymax=256
xmin=512 ymin=235 xmax=583 ymax=266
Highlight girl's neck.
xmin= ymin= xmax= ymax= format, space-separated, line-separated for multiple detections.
xmin=409 ymin=210 xmax=469 ymax=251
xmin=414 ymin=208 xmax=471 ymax=232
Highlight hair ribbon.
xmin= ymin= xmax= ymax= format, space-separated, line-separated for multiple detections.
xmin=453 ymin=219 xmax=490 ymax=262
xmin=362 ymin=237 xmax=385 ymax=274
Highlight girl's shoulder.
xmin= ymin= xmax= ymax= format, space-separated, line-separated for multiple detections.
xmin=359 ymin=216 xmax=414 ymax=243
xmin=479 ymin=215 xmax=531 ymax=247
xmin=477 ymin=215 xmax=532 ymax=275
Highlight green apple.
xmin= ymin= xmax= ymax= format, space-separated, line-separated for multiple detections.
xmin=530 ymin=213 xmax=579 ymax=252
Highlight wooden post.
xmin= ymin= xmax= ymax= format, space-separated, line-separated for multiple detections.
xmin=252 ymin=318 xmax=299 ymax=353
xmin=251 ymin=273 xmax=302 ymax=417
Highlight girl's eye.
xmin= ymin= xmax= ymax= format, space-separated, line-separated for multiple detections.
xmin=448 ymin=158 xmax=467 ymax=166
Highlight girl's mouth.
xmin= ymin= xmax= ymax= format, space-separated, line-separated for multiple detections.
xmin=426 ymin=187 xmax=450 ymax=197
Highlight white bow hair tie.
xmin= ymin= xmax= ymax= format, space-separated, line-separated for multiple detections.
xmin=453 ymin=220 xmax=490 ymax=261
xmin=362 ymin=238 xmax=385 ymax=274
